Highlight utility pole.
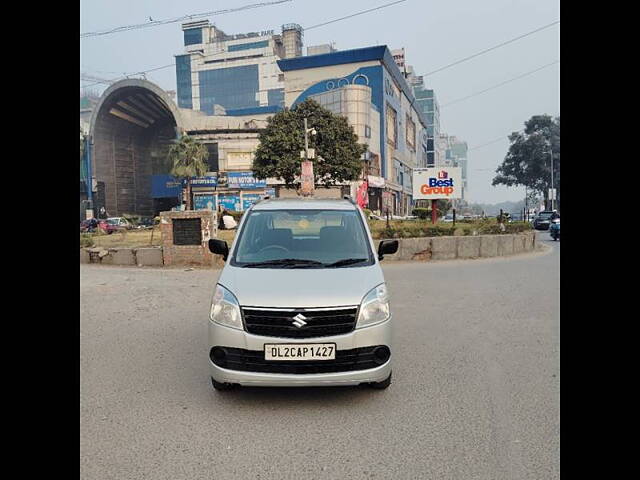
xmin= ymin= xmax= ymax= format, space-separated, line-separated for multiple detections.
xmin=300 ymin=117 xmax=316 ymax=197
xmin=550 ymin=148 xmax=554 ymax=211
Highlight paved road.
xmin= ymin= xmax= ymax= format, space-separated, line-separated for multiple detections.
xmin=80 ymin=235 xmax=559 ymax=480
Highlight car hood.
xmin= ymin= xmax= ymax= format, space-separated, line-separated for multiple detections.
xmin=217 ymin=264 xmax=385 ymax=308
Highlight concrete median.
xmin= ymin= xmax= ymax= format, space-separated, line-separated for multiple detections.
xmin=81 ymin=232 xmax=537 ymax=266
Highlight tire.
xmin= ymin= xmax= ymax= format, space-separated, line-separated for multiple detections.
xmin=369 ymin=372 xmax=392 ymax=390
xmin=211 ymin=377 xmax=236 ymax=391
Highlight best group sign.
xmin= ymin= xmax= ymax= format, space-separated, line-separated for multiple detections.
xmin=412 ymin=167 xmax=462 ymax=200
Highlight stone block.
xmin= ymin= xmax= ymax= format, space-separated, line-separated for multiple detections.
xmin=431 ymin=237 xmax=457 ymax=260
xmin=110 ymin=248 xmax=136 ymax=265
xmin=498 ymin=235 xmax=514 ymax=256
xmin=457 ymin=236 xmax=480 ymax=259
xmin=135 ymin=247 xmax=164 ymax=266
xmin=479 ymin=236 xmax=498 ymax=257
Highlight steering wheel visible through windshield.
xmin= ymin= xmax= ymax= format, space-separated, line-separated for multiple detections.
xmin=231 ymin=209 xmax=374 ymax=268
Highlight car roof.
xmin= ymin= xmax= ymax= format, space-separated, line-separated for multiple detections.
xmin=251 ymin=197 xmax=357 ymax=211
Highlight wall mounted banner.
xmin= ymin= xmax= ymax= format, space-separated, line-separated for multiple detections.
xmin=412 ymin=167 xmax=462 ymax=200
xmin=227 ymin=171 xmax=266 ymax=189
xmin=185 ymin=176 xmax=218 ymax=188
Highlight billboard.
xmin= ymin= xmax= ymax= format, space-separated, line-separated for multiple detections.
xmin=412 ymin=168 xmax=462 ymax=200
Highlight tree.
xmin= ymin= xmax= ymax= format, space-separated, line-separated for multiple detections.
xmin=167 ymin=135 xmax=209 ymax=210
xmin=252 ymin=98 xmax=367 ymax=190
xmin=492 ymin=115 xmax=560 ymax=210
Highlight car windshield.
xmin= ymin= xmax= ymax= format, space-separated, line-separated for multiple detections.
xmin=106 ymin=219 xmax=120 ymax=225
xmin=538 ymin=213 xmax=553 ymax=219
xmin=231 ymin=209 xmax=374 ymax=268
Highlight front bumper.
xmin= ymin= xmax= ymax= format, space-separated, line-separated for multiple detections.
xmin=208 ymin=317 xmax=392 ymax=386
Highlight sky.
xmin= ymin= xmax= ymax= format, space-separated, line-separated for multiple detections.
xmin=80 ymin=0 xmax=559 ymax=205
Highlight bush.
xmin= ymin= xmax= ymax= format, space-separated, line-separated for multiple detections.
xmin=505 ymin=221 xmax=532 ymax=234
xmin=478 ymin=224 xmax=503 ymax=235
xmin=80 ymin=233 xmax=94 ymax=248
xmin=412 ymin=208 xmax=444 ymax=219
xmin=362 ymin=208 xmax=372 ymax=218
xmin=412 ymin=208 xmax=430 ymax=219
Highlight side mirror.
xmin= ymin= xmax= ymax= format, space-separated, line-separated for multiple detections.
xmin=378 ymin=240 xmax=399 ymax=260
xmin=208 ymin=239 xmax=229 ymax=260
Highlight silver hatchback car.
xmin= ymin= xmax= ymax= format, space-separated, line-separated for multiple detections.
xmin=207 ymin=197 xmax=398 ymax=391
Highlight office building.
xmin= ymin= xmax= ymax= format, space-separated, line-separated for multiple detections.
xmin=278 ymin=45 xmax=428 ymax=215
xmin=175 ymin=21 xmax=303 ymax=115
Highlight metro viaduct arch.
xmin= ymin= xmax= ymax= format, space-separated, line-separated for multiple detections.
xmin=89 ymin=79 xmax=183 ymax=217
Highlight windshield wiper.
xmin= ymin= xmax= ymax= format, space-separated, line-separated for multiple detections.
xmin=324 ymin=258 xmax=369 ymax=268
xmin=240 ymin=258 xmax=324 ymax=268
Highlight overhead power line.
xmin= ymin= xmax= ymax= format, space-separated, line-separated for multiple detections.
xmin=423 ymin=20 xmax=560 ymax=77
xmin=305 ymin=0 xmax=407 ymax=31
xmin=441 ymin=60 xmax=559 ymax=108
xmin=80 ymin=0 xmax=292 ymax=38
xmin=82 ymin=0 xmax=412 ymax=80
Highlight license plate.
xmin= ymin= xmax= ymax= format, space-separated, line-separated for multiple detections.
xmin=264 ymin=343 xmax=336 ymax=361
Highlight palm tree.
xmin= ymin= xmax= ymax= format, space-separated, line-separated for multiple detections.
xmin=167 ymin=135 xmax=209 ymax=210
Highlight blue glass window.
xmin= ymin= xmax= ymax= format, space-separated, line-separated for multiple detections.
xmin=427 ymin=152 xmax=434 ymax=166
xmin=176 ymin=55 xmax=193 ymax=109
xmin=267 ymin=88 xmax=284 ymax=108
xmin=184 ymin=28 xmax=203 ymax=46
xmin=198 ymin=65 xmax=259 ymax=114
xmin=228 ymin=40 xmax=269 ymax=52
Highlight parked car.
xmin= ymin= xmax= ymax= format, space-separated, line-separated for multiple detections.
xmin=549 ymin=218 xmax=560 ymax=240
xmin=99 ymin=217 xmax=131 ymax=234
xmin=443 ymin=214 xmax=454 ymax=223
xmin=80 ymin=218 xmax=99 ymax=233
xmin=533 ymin=211 xmax=559 ymax=230
xmin=206 ymin=197 xmax=397 ymax=391
xmin=135 ymin=216 xmax=156 ymax=229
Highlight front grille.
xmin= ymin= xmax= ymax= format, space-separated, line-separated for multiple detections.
xmin=210 ymin=345 xmax=389 ymax=374
xmin=242 ymin=307 xmax=358 ymax=338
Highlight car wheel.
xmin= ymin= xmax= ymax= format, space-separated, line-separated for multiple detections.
xmin=369 ymin=372 xmax=392 ymax=390
xmin=211 ymin=377 xmax=236 ymax=391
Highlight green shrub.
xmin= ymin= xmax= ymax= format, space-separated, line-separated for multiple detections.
xmin=362 ymin=208 xmax=372 ymax=218
xmin=80 ymin=233 xmax=94 ymax=248
xmin=505 ymin=222 xmax=532 ymax=234
xmin=412 ymin=208 xmax=430 ymax=219
xmin=478 ymin=224 xmax=503 ymax=235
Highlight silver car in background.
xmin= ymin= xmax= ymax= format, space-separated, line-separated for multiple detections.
xmin=207 ymin=198 xmax=398 ymax=391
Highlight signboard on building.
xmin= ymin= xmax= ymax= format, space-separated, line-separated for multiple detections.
xmin=242 ymin=193 xmax=261 ymax=210
xmin=194 ymin=194 xmax=216 ymax=211
xmin=151 ymin=174 xmax=182 ymax=198
xmin=368 ymin=175 xmax=385 ymax=188
xmin=186 ymin=176 xmax=218 ymax=188
xmin=227 ymin=171 xmax=266 ymax=189
xmin=218 ymin=194 xmax=241 ymax=211
xmin=412 ymin=168 xmax=462 ymax=200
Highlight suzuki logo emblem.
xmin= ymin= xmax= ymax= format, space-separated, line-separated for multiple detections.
xmin=292 ymin=313 xmax=308 ymax=328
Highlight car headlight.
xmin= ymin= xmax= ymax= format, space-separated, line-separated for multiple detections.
xmin=356 ymin=284 xmax=391 ymax=328
xmin=210 ymin=284 xmax=243 ymax=330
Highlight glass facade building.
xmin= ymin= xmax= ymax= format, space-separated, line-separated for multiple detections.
xmin=414 ymin=88 xmax=440 ymax=166
xmin=176 ymin=21 xmax=298 ymax=116
xmin=198 ymin=65 xmax=260 ymax=114
xmin=175 ymin=55 xmax=193 ymax=109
